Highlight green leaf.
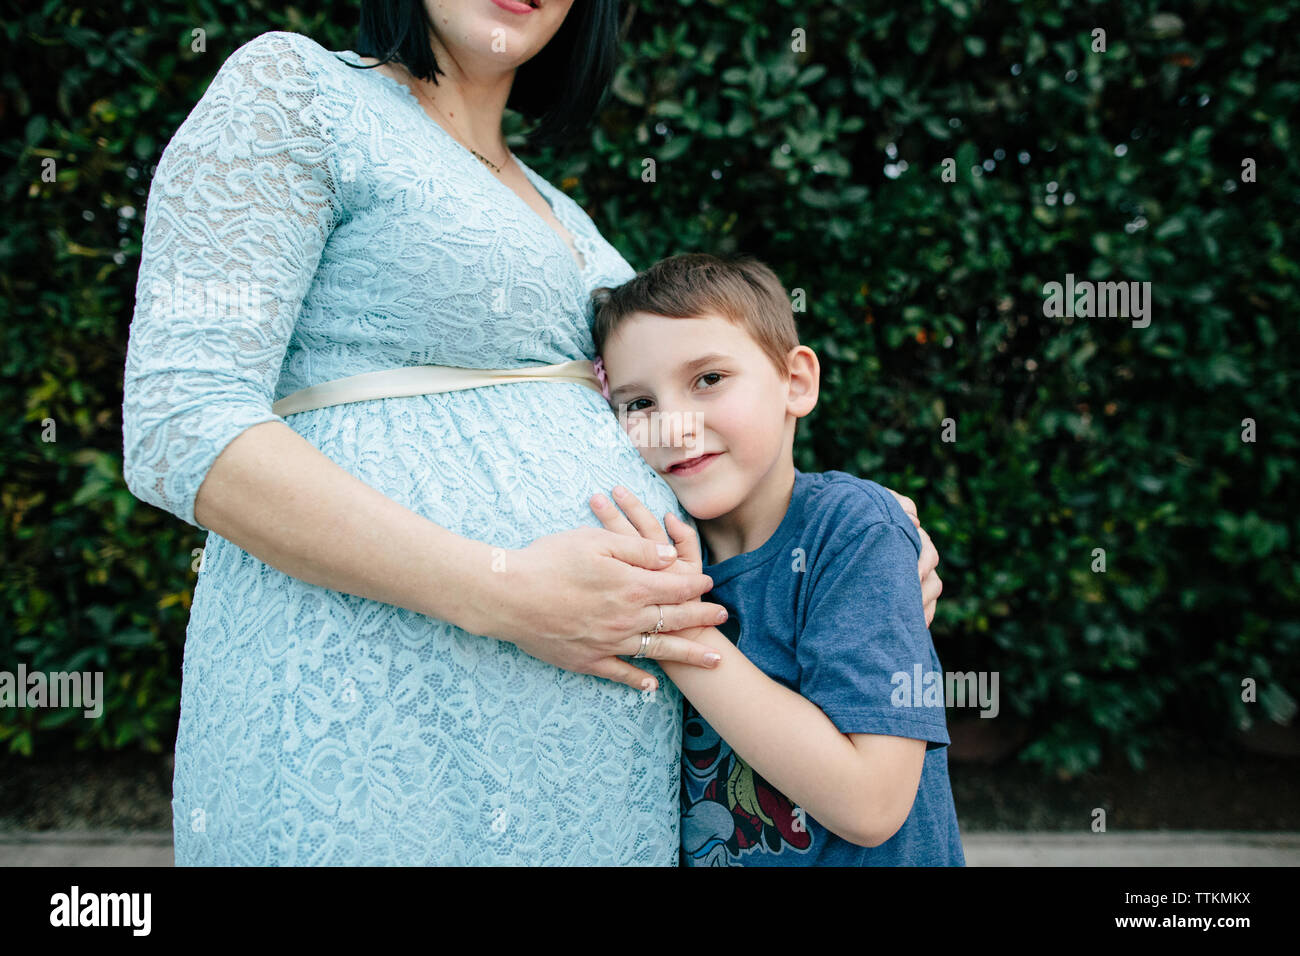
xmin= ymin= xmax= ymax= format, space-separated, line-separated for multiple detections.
xmin=797 ymin=64 xmax=826 ymax=87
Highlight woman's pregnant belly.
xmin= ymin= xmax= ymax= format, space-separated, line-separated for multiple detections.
xmin=176 ymin=382 xmax=687 ymax=865
xmin=295 ymin=380 xmax=690 ymax=548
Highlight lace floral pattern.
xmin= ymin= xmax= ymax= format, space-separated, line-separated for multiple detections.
xmin=123 ymin=31 xmax=687 ymax=864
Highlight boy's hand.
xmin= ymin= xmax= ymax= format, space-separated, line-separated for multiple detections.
xmin=883 ymin=488 xmax=943 ymax=627
xmin=589 ymin=486 xmax=704 ymax=578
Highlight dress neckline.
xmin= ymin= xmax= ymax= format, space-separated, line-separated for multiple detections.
xmin=335 ymin=49 xmax=592 ymax=279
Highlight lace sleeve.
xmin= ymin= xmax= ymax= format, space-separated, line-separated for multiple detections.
xmin=122 ymin=32 xmax=341 ymax=530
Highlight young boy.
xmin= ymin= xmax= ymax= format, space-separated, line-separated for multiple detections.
xmin=588 ymin=253 xmax=964 ymax=866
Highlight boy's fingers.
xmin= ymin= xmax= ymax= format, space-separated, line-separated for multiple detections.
xmin=921 ymin=569 xmax=943 ymax=606
xmin=888 ymin=489 xmax=920 ymax=527
xmin=665 ymin=512 xmax=703 ymax=566
xmin=918 ymin=526 xmax=939 ymax=573
xmin=606 ymin=532 xmax=681 ymax=569
xmin=590 ymin=493 xmax=639 ymax=537
xmin=611 ymin=486 xmax=670 ymax=543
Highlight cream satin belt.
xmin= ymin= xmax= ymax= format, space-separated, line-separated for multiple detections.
xmin=271 ymin=358 xmax=605 ymax=417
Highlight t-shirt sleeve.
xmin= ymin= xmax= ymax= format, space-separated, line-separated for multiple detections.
xmin=796 ymin=503 xmax=950 ymax=746
xmin=122 ymin=31 xmax=342 ymax=530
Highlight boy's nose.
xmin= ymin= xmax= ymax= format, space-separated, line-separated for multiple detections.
xmin=654 ymin=407 xmax=700 ymax=452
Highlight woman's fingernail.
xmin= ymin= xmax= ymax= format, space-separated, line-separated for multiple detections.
xmin=641 ymin=677 xmax=655 ymax=691
xmin=592 ymin=494 xmax=608 ymax=507
xmin=704 ymin=653 xmax=722 ymax=665
xmin=657 ymin=544 xmax=676 ymax=558
xmin=716 ymin=608 xmax=728 ymax=623
xmin=613 ymin=485 xmax=627 ymax=498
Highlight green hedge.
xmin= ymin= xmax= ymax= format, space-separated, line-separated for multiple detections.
xmin=2 ymin=0 xmax=1297 ymax=776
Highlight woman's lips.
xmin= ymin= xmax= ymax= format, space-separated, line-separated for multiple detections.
xmin=667 ymin=452 xmax=721 ymax=476
xmin=489 ymin=0 xmax=537 ymax=14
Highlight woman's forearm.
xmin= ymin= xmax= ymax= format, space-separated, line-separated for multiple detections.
xmin=192 ymin=420 xmax=502 ymax=635
xmin=661 ymin=628 xmax=887 ymax=847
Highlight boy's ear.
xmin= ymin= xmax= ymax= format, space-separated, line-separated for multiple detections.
xmin=785 ymin=345 xmax=820 ymax=418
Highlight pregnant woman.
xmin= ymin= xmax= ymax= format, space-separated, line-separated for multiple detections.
xmin=123 ymin=0 xmax=942 ymax=865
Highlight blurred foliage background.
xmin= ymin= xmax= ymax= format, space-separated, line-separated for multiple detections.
xmin=1 ymin=0 xmax=1297 ymax=779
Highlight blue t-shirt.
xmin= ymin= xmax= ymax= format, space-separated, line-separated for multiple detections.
xmin=679 ymin=469 xmax=965 ymax=866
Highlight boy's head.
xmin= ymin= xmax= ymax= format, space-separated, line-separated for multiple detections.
xmin=591 ymin=253 xmax=819 ymax=523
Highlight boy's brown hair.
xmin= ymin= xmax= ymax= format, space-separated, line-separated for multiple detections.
xmin=591 ymin=253 xmax=800 ymax=379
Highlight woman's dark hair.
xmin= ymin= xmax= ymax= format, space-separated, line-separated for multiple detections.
xmin=341 ymin=0 xmax=621 ymax=150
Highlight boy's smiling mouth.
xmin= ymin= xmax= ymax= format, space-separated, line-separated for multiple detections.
xmin=666 ymin=451 xmax=722 ymax=476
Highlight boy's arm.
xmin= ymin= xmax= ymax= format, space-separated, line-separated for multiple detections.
xmin=591 ymin=487 xmax=928 ymax=848
xmin=660 ymin=635 xmax=925 ymax=847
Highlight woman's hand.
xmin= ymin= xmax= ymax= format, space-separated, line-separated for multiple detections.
xmin=587 ymin=485 xmax=715 ymax=630
xmin=490 ymin=517 xmax=727 ymax=692
xmin=883 ymin=488 xmax=943 ymax=626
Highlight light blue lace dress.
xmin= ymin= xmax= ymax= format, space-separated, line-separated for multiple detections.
xmin=122 ymin=30 xmax=688 ymax=865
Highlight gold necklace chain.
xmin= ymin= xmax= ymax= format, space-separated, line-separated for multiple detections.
xmin=401 ymin=68 xmax=508 ymax=174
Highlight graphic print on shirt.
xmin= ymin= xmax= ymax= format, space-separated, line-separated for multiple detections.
xmin=679 ymin=699 xmax=815 ymax=865
xmin=678 ymin=618 xmax=813 ymax=865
